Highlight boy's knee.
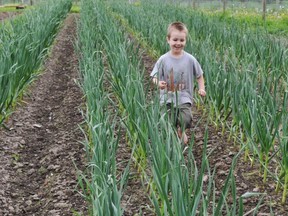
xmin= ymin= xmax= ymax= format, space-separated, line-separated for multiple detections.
xmin=179 ymin=104 xmax=192 ymax=129
xmin=184 ymin=115 xmax=193 ymax=128
xmin=178 ymin=112 xmax=192 ymax=129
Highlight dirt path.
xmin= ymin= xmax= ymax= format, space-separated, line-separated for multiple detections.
xmin=0 ymin=14 xmax=87 ymax=215
xmin=0 ymin=11 xmax=21 ymax=22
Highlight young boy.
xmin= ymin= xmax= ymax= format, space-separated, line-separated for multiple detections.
xmin=150 ymin=21 xmax=206 ymax=144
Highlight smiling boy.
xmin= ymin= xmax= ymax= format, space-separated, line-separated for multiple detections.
xmin=150 ymin=21 xmax=206 ymax=144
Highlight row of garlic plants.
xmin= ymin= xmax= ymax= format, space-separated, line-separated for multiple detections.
xmin=76 ymin=0 xmax=126 ymax=214
xmin=107 ymin=0 xmax=288 ymax=203
xmin=0 ymin=0 xmax=72 ymax=124
xmin=77 ymin=0 xmax=262 ymax=215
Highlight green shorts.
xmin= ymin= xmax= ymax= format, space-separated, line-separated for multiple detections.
xmin=165 ymin=103 xmax=193 ymax=129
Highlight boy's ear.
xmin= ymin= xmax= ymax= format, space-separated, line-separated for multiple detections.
xmin=166 ymin=36 xmax=169 ymax=42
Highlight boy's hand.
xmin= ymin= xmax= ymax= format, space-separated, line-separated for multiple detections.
xmin=158 ymin=81 xmax=167 ymax=90
xmin=197 ymin=75 xmax=206 ymax=97
xmin=198 ymin=89 xmax=206 ymax=97
xmin=152 ymin=77 xmax=166 ymax=89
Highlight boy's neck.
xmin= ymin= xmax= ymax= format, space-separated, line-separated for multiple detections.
xmin=169 ymin=50 xmax=184 ymax=58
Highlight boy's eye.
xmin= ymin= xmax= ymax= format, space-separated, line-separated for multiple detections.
xmin=172 ymin=39 xmax=185 ymax=42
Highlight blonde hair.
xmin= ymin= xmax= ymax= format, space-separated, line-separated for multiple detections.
xmin=167 ymin=22 xmax=188 ymax=39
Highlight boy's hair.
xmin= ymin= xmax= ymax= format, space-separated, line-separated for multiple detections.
xmin=167 ymin=22 xmax=188 ymax=39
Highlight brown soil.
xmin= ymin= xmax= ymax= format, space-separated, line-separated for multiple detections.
xmin=0 ymin=10 xmax=287 ymax=216
xmin=0 ymin=11 xmax=21 ymax=22
xmin=0 ymin=14 xmax=87 ymax=215
xmin=189 ymin=111 xmax=287 ymax=215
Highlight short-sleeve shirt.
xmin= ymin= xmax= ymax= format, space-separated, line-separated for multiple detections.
xmin=150 ymin=51 xmax=203 ymax=106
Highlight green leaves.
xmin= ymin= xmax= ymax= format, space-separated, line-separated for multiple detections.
xmin=0 ymin=0 xmax=72 ymax=124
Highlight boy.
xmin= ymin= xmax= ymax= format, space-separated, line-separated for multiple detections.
xmin=150 ymin=21 xmax=206 ymax=144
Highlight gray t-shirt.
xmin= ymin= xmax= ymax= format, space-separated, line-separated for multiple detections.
xmin=150 ymin=51 xmax=203 ymax=106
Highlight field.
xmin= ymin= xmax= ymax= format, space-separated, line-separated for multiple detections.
xmin=0 ymin=0 xmax=287 ymax=215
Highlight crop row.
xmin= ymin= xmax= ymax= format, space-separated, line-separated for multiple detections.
xmin=76 ymin=0 xmax=268 ymax=215
xmin=107 ymin=0 xmax=288 ymax=204
xmin=0 ymin=0 xmax=72 ymax=124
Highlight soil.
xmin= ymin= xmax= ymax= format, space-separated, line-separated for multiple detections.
xmin=0 ymin=11 xmax=21 ymax=22
xmin=0 ymin=14 xmax=87 ymax=215
xmin=0 ymin=11 xmax=287 ymax=216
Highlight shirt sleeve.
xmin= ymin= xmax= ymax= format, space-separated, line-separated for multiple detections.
xmin=150 ymin=56 xmax=165 ymax=78
xmin=150 ymin=60 xmax=160 ymax=78
xmin=150 ymin=64 xmax=158 ymax=78
xmin=193 ymin=59 xmax=204 ymax=78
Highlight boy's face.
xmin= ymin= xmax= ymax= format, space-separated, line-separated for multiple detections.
xmin=167 ymin=29 xmax=187 ymax=56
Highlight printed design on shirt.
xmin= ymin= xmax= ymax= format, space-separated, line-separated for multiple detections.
xmin=166 ymin=68 xmax=185 ymax=92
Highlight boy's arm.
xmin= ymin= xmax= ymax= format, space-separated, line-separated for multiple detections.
xmin=197 ymin=75 xmax=206 ymax=97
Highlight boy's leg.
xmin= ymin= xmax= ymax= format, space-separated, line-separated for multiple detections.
xmin=178 ymin=103 xmax=193 ymax=128
xmin=163 ymin=103 xmax=192 ymax=144
xmin=177 ymin=128 xmax=188 ymax=144
xmin=164 ymin=103 xmax=178 ymax=127
xmin=177 ymin=103 xmax=193 ymax=144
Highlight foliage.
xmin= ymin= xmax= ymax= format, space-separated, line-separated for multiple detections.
xmin=0 ymin=0 xmax=72 ymax=124
xmin=70 ymin=4 xmax=80 ymax=13
xmin=203 ymin=9 xmax=288 ymax=36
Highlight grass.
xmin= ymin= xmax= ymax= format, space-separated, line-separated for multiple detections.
xmin=70 ymin=4 xmax=80 ymax=13
xmin=203 ymin=9 xmax=288 ymax=36
xmin=0 ymin=4 xmax=31 ymax=12
xmin=176 ymin=1 xmax=288 ymax=36
xmin=0 ymin=7 xmax=21 ymax=12
xmin=70 ymin=1 xmax=288 ymax=35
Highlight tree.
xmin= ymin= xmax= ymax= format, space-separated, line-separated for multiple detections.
xmin=222 ymin=0 xmax=227 ymax=13
xmin=262 ymin=0 xmax=266 ymax=21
